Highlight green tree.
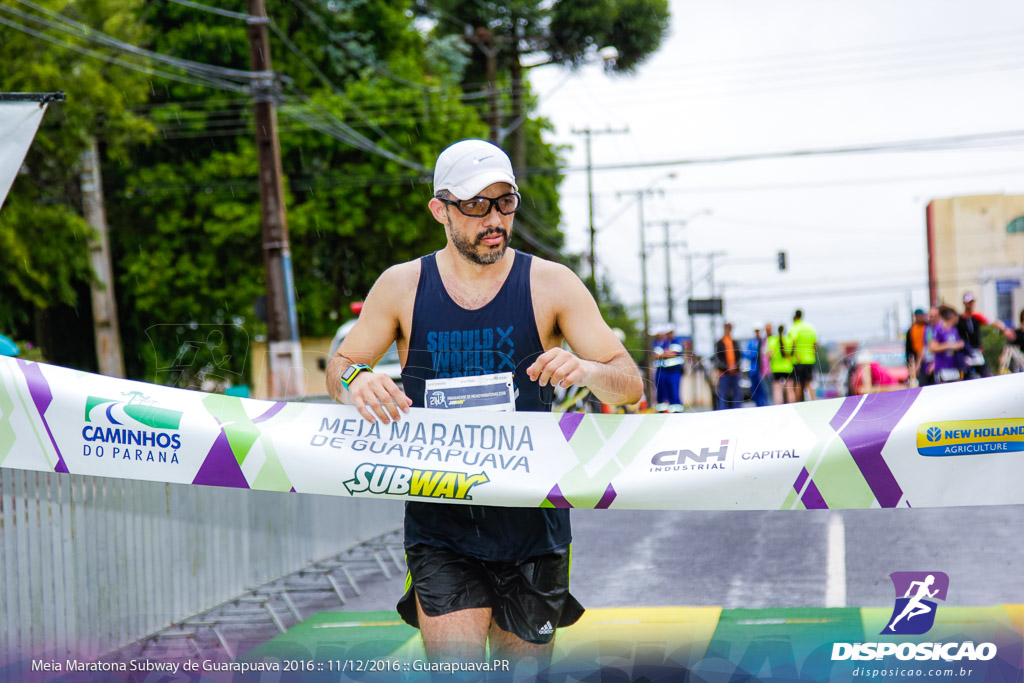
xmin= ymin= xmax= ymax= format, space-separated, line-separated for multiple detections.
xmin=418 ymin=0 xmax=670 ymax=172
xmin=0 ymin=0 xmax=153 ymax=368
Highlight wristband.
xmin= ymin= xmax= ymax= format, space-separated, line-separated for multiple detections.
xmin=339 ymin=363 xmax=373 ymax=391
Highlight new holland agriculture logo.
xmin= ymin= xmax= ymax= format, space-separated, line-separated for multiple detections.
xmin=917 ymin=418 xmax=1024 ymax=456
xmin=343 ymin=463 xmax=489 ymax=500
xmin=832 ymin=572 xmax=997 ymax=663
xmin=81 ymin=393 xmax=183 ymax=463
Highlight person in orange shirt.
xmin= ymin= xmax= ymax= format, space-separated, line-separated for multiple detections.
xmin=714 ymin=322 xmax=743 ymax=409
xmin=905 ymin=308 xmax=928 ymax=386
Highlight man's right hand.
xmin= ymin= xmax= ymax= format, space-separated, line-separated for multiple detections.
xmin=347 ymin=372 xmax=412 ymax=424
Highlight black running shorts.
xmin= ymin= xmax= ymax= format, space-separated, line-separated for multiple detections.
xmin=396 ymin=543 xmax=584 ymax=645
xmin=793 ymin=363 xmax=814 ymax=384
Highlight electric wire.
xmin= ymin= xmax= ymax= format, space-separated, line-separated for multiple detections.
xmin=165 ymin=0 xmax=250 ymax=22
xmin=0 ymin=13 xmax=249 ymax=93
xmin=289 ymin=0 xmax=443 ymax=92
xmin=266 ymin=16 xmax=418 ymax=162
xmin=8 ymin=0 xmax=258 ymax=82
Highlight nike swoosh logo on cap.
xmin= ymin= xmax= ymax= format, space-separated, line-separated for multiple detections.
xmin=472 ymin=155 xmax=494 ymax=164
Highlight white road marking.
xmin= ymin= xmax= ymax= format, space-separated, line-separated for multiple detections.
xmin=825 ymin=512 xmax=847 ymax=608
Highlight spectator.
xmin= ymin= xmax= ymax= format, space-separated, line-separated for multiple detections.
xmin=931 ymin=306 xmax=964 ymax=383
xmin=905 ymin=308 xmax=928 ymax=387
xmin=1013 ymin=309 xmax=1024 ymax=354
xmin=1005 ymin=309 xmax=1024 ymax=373
xmin=748 ymin=327 xmax=770 ymax=407
xmin=714 ymin=322 xmax=743 ymax=409
xmin=957 ymin=293 xmax=1011 ymax=379
xmin=767 ymin=323 xmax=794 ymax=404
xmin=653 ymin=324 xmax=684 ymax=413
xmin=919 ymin=306 xmax=940 ymax=386
xmin=789 ymin=309 xmax=818 ymax=401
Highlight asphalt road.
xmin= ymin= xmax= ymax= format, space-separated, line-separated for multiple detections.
xmin=329 ymin=504 xmax=1024 ymax=621
xmin=568 ymin=506 xmax=1024 ymax=610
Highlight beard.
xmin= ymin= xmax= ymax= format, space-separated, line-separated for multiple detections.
xmin=451 ymin=224 xmax=510 ymax=265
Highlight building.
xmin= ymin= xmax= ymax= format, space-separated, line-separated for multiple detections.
xmin=927 ymin=193 xmax=1024 ymax=324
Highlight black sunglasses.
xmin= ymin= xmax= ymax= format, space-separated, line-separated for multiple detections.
xmin=439 ymin=192 xmax=521 ymax=217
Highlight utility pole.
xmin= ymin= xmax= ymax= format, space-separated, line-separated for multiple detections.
xmin=645 ymin=219 xmax=699 ymax=325
xmin=687 ymin=250 xmax=726 ymax=355
xmin=510 ymin=21 xmax=525 ymax=179
xmin=686 ymin=251 xmax=696 ymax=350
xmin=571 ymin=126 xmax=628 ymax=296
xmin=467 ymin=27 xmax=503 ymax=144
xmin=80 ymin=137 xmax=125 ymax=378
xmin=707 ymin=251 xmax=723 ymax=335
xmin=616 ymin=187 xmax=664 ymax=405
xmin=248 ymin=0 xmax=304 ymax=398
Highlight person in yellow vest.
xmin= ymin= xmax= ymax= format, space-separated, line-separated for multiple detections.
xmin=789 ymin=309 xmax=818 ymax=401
xmin=767 ymin=323 xmax=795 ymax=404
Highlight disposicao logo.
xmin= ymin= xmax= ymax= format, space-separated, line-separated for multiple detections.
xmin=882 ymin=571 xmax=948 ymax=635
xmin=917 ymin=418 xmax=1024 ymax=456
xmin=832 ymin=571 xmax=997 ymax=663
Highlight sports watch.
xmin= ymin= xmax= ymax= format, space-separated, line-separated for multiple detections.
xmin=339 ymin=363 xmax=373 ymax=391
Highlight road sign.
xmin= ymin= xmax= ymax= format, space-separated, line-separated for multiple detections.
xmin=688 ymin=298 xmax=724 ymax=315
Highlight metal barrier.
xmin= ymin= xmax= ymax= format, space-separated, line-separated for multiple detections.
xmin=0 ymin=468 xmax=403 ymax=661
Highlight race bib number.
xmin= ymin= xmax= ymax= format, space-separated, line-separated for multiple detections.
xmin=424 ymin=373 xmax=516 ymax=412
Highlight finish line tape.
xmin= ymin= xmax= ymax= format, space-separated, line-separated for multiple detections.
xmin=2 ymin=357 xmax=1022 ymax=510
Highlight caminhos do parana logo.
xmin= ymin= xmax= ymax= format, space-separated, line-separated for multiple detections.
xmin=344 ymin=463 xmax=489 ymax=500
xmin=917 ymin=418 xmax=1024 ymax=456
xmin=81 ymin=393 xmax=183 ymax=464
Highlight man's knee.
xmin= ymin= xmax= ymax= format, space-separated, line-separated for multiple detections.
xmin=416 ymin=592 xmax=490 ymax=661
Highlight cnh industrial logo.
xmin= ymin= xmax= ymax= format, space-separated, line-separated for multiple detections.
xmin=832 ymin=572 xmax=997 ymax=663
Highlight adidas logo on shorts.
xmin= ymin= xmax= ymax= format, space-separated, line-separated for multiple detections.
xmin=538 ymin=621 xmax=554 ymax=635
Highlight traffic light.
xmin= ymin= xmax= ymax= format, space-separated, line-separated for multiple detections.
xmin=778 ymin=251 xmax=787 ymax=271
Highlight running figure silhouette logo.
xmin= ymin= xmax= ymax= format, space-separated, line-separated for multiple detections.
xmin=882 ymin=571 xmax=950 ymax=635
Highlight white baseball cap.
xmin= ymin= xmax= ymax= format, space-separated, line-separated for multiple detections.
xmin=433 ymin=139 xmax=518 ymax=200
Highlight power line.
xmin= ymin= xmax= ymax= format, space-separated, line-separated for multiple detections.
xmin=266 ymin=17 xmax=418 ymax=162
xmin=283 ymin=87 xmax=428 ymax=172
xmin=8 ymin=0 xmax=258 ymax=83
xmin=289 ymin=0 xmax=443 ymax=93
xmin=551 ymin=129 xmax=1024 ymax=175
xmin=0 ymin=13 xmax=249 ymax=93
xmin=165 ymin=0 xmax=250 ymax=21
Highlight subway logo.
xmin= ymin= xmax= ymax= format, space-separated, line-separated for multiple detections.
xmin=343 ymin=463 xmax=490 ymax=500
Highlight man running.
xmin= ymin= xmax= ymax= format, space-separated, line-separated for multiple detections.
xmin=326 ymin=139 xmax=643 ymax=674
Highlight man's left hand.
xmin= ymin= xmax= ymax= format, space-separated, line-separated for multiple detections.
xmin=527 ymin=348 xmax=595 ymax=388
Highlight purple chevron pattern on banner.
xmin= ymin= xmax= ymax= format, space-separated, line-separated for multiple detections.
xmin=254 ymin=402 xmax=286 ymax=423
xmin=794 ymin=467 xmax=809 ymax=493
xmin=830 ymin=390 xmax=921 ymax=508
xmin=16 ymin=360 xmax=67 ymax=473
xmin=559 ymin=412 xmax=585 ymax=442
xmin=595 ymin=483 xmax=617 ymax=509
xmin=546 ymin=483 xmax=573 ymax=508
xmin=192 ymin=430 xmax=249 ymax=489
xmin=801 ymin=480 xmax=828 ymax=509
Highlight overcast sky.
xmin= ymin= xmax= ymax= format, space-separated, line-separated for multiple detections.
xmin=527 ymin=0 xmax=1024 ymax=353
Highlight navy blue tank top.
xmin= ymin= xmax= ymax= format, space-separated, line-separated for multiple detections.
xmin=401 ymin=251 xmax=570 ymax=560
